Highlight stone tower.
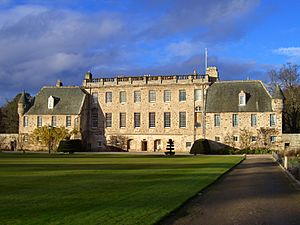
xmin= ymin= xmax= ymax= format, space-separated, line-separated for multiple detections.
xmin=272 ymin=85 xmax=284 ymax=112
xmin=18 ymin=91 xmax=26 ymax=117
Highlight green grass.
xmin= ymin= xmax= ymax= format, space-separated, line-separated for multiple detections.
xmin=0 ymin=153 xmax=243 ymax=225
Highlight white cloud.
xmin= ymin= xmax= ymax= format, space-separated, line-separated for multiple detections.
xmin=273 ymin=47 xmax=300 ymax=57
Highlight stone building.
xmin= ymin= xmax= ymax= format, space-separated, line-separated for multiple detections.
xmin=17 ymin=67 xmax=284 ymax=152
xmin=18 ymin=81 xmax=89 ymax=151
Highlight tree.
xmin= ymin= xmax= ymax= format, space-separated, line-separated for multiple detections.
xmin=268 ymin=63 xmax=300 ymax=132
xmin=0 ymin=93 xmax=31 ymax=133
xmin=256 ymin=127 xmax=278 ymax=150
xmin=32 ymin=126 xmax=70 ymax=153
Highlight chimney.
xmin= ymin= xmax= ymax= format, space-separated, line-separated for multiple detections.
xmin=56 ymin=80 xmax=63 ymax=87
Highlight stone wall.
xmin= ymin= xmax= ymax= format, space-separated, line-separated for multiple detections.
xmin=282 ymin=134 xmax=300 ymax=150
xmin=0 ymin=134 xmax=19 ymax=150
xmin=205 ymin=111 xmax=283 ymax=149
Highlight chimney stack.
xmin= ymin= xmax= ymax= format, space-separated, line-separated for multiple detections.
xmin=56 ymin=80 xmax=63 ymax=87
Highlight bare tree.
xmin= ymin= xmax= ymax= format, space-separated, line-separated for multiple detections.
xmin=268 ymin=63 xmax=300 ymax=133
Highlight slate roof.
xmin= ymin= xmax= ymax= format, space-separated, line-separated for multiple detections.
xmin=205 ymin=80 xmax=273 ymax=113
xmin=272 ymin=85 xmax=285 ymax=99
xmin=26 ymin=86 xmax=86 ymax=115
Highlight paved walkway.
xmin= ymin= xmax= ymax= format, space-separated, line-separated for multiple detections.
xmin=160 ymin=156 xmax=300 ymax=225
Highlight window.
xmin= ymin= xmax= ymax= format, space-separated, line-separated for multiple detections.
xmin=232 ymin=114 xmax=238 ymax=127
xmin=98 ymin=141 xmax=102 ymax=147
xmin=270 ymin=114 xmax=276 ymax=127
xmin=48 ymin=96 xmax=54 ymax=109
xmin=105 ymin=92 xmax=112 ymax=103
xmin=186 ymin=142 xmax=192 ymax=148
xmin=134 ymin=91 xmax=141 ymax=103
xmin=149 ymin=90 xmax=156 ymax=102
xmin=164 ymin=112 xmax=171 ymax=128
xmin=251 ymin=136 xmax=257 ymax=142
xmin=37 ymin=116 xmax=42 ymax=127
xmin=195 ymin=89 xmax=202 ymax=101
xmin=92 ymin=92 xmax=98 ymax=104
xmin=91 ymin=109 xmax=98 ymax=128
xmin=51 ymin=116 xmax=56 ymax=127
xmin=215 ymin=136 xmax=220 ymax=142
xmin=24 ymin=135 xmax=28 ymax=142
xmin=120 ymin=113 xmax=126 ymax=128
xmin=164 ymin=90 xmax=171 ymax=102
xmin=239 ymin=90 xmax=246 ymax=106
xmin=271 ymin=136 xmax=277 ymax=143
xmin=195 ymin=106 xmax=201 ymax=112
xmin=179 ymin=112 xmax=186 ymax=128
xmin=105 ymin=113 xmax=112 ymax=128
xmin=149 ymin=112 xmax=155 ymax=128
xmin=23 ymin=116 xmax=28 ymax=127
xmin=66 ymin=116 xmax=71 ymax=127
xmin=120 ymin=91 xmax=126 ymax=103
xmin=251 ymin=114 xmax=257 ymax=127
xmin=214 ymin=114 xmax=220 ymax=127
xmin=233 ymin=136 xmax=239 ymax=142
xmin=179 ymin=90 xmax=186 ymax=102
xmin=134 ymin=113 xmax=140 ymax=128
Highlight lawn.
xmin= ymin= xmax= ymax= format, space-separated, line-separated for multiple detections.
xmin=0 ymin=153 xmax=243 ymax=225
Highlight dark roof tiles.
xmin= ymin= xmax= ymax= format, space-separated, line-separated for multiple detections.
xmin=206 ymin=81 xmax=273 ymax=113
xmin=26 ymin=86 xmax=86 ymax=115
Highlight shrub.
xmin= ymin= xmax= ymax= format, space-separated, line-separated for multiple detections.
xmin=190 ymin=139 xmax=210 ymax=155
xmin=57 ymin=139 xmax=82 ymax=154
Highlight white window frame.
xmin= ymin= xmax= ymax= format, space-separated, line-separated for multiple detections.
xmin=66 ymin=116 xmax=71 ymax=127
xmin=164 ymin=112 xmax=171 ymax=128
xmin=37 ymin=116 xmax=42 ymax=127
xmin=134 ymin=112 xmax=140 ymax=128
xmin=48 ymin=96 xmax=54 ymax=109
xmin=233 ymin=114 xmax=238 ymax=127
xmin=149 ymin=90 xmax=156 ymax=102
xmin=120 ymin=113 xmax=126 ymax=128
xmin=51 ymin=116 xmax=56 ymax=127
xmin=214 ymin=114 xmax=220 ymax=127
xmin=120 ymin=91 xmax=126 ymax=103
xmin=179 ymin=112 xmax=186 ymax=128
xmin=23 ymin=116 xmax=28 ymax=127
xmin=164 ymin=90 xmax=171 ymax=102
xmin=105 ymin=113 xmax=112 ymax=128
xmin=149 ymin=112 xmax=155 ymax=128
xmin=179 ymin=90 xmax=186 ymax=102
xmin=92 ymin=92 xmax=98 ymax=104
xmin=105 ymin=92 xmax=112 ymax=103
xmin=195 ymin=89 xmax=202 ymax=101
xmin=134 ymin=91 xmax=141 ymax=103
xmin=251 ymin=114 xmax=257 ymax=127
xmin=270 ymin=114 xmax=276 ymax=127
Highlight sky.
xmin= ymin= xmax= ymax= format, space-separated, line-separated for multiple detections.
xmin=0 ymin=0 xmax=300 ymax=105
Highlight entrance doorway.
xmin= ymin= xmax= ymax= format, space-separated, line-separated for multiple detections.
xmin=154 ymin=139 xmax=161 ymax=152
xmin=141 ymin=140 xmax=147 ymax=151
xmin=127 ymin=139 xmax=133 ymax=151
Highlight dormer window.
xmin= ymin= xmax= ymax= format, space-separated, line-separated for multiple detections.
xmin=239 ymin=90 xmax=246 ymax=106
xmin=48 ymin=96 xmax=54 ymax=109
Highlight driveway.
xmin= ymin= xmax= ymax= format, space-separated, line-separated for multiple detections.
xmin=160 ymin=156 xmax=300 ymax=225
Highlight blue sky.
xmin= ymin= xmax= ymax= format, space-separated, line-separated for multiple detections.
xmin=0 ymin=0 xmax=300 ymax=105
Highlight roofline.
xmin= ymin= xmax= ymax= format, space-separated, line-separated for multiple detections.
xmin=212 ymin=80 xmax=272 ymax=98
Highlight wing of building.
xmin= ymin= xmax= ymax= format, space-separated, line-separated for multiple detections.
xmin=17 ymin=67 xmax=284 ymax=152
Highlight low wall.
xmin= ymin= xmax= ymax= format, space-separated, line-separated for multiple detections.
xmin=282 ymin=134 xmax=300 ymax=150
xmin=0 ymin=134 xmax=19 ymax=150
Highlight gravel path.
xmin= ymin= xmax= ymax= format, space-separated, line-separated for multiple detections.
xmin=160 ymin=156 xmax=300 ymax=225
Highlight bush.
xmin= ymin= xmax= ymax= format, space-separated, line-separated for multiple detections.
xmin=190 ymin=139 xmax=210 ymax=155
xmin=57 ymin=139 xmax=82 ymax=153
